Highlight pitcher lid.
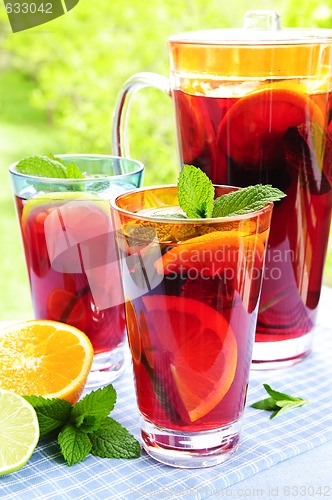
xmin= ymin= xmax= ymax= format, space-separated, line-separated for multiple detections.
xmin=169 ymin=10 xmax=332 ymax=45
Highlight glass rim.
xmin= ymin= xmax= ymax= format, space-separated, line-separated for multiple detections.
xmin=111 ymin=184 xmax=273 ymax=223
xmin=168 ymin=28 xmax=332 ymax=46
xmin=8 ymin=154 xmax=144 ymax=183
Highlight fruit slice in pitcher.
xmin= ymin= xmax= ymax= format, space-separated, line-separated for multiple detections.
xmin=174 ymin=90 xmax=210 ymax=164
xmin=142 ymin=295 xmax=237 ymax=422
xmin=217 ymin=83 xmax=324 ymax=168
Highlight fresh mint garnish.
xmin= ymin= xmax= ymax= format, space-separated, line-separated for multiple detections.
xmin=63 ymin=161 xmax=85 ymax=179
xmin=15 ymin=155 xmax=84 ymax=179
xmin=212 ymin=184 xmax=286 ymax=217
xmin=178 ymin=165 xmax=286 ymax=218
xmin=70 ymin=384 xmax=116 ymax=432
xmin=24 ymin=384 xmax=140 ymax=466
xmin=178 ymin=164 xmax=214 ymax=218
xmin=89 ymin=418 xmax=142 ymax=459
xmin=251 ymin=384 xmax=310 ymax=419
xmin=58 ymin=424 xmax=92 ymax=466
xmin=24 ymin=395 xmax=71 ymax=436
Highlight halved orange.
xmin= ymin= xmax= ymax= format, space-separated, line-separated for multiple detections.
xmin=154 ymin=230 xmax=265 ymax=277
xmin=217 ymin=82 xmax=325 ymax=167
xmin=142 ymin=295 xmax=237 ymax=422
xmin=0 ymin=320 xmax=93 ymax=404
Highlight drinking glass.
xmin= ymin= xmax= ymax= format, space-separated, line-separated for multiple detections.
xmin=9 ymin=154 xmax=144 ymax=388
xmin=112 ymin=11 xmax=332 ymax=368
xmin=112 ymin=184 xmax=272 ymax=467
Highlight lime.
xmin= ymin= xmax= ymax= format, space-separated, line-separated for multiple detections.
xmin=21 ymin=191 xmax=108 ymax=227
xmin=0 ymin=389 xmax=39 ymax=476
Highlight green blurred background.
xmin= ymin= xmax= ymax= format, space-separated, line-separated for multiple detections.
xmin=0 ymin=0 xmax=331 ymax=320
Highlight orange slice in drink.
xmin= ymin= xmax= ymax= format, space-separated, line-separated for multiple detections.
xmin=175 ymin=90 xmax=206 ymax=164
xmin=47 ymin=289 xmax=88 ymax=331
xmin=125 ymin=298 xmax=155 ymax=367
xmin=0 ymin=320 xmax=93 ymax=404
xmin=125 ymin=298 xmax=141 ymax=364
xmin=154 ymin=230 xmax=265 ymax=277
xmin=217 ymin=82 xmax=325 ymax=167
xmin=142 ymin=295 xmax=237 ymax=422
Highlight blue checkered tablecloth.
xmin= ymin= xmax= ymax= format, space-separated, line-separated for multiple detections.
xmin=1 ymin=287 xmax=332 ymax=500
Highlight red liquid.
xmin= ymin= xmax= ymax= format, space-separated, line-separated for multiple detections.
xmin=15 ymin=195 xmax=125 ymax=354
xmin=173 ymin=88 xmax=332 ymax=341
xmin=117 ymin=207 xmax=270 ymax=432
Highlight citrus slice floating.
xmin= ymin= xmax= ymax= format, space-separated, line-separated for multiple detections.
xmin=125 ymin=298 xmax=155 ymax=368
xmin=175 ymin=90 xmax=209 ymax=164
xmin=125 ymin=299 xmax=141 ymax=364
xmin=22 ymin=191 xmax=107 ymax=225
xmin=22 ymin=192 xmax=110 ymax=251
xmin=0 ymin=320 xmax=94 ymax=404
xmin=21 ymin=191 xmax=110 ymax=278
xmin=142 ymin=295 xmax=237 ymax=422
xmin=0 ymin=389 xmax=39 ymax=476
xmin=154 ymin=230 xmax=265 ymax=277
xmin=47 ymin=289 xmax=87 ymax=331
xmin=217 ymin=82 xmax=325 ymax=167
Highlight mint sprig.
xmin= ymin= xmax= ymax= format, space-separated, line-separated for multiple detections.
xmin=24 ymin=384 xmax=140 ymax=466
xmin=23 ymin=395 xmax=71 ymax=436
xmin=15 ymin=155 xmax=84 ymax=179
xmin=90 ymin=418 xmax=142 ymax=459
xmin=212 ymin=184 xmax=286 ymax=217
xmin=70 ymin=383 xmax=116 ymax=432
xmin=58 ymin=425 xmax=92 ymax=466
xmin=251 ymin=384 xmax=311 ymax=419
xmin=178 ymin=164 xmax=215 ymax=218
xmin=178 ymin=165 xmax=286 ymax=218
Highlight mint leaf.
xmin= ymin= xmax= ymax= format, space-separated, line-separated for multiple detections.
xmin=271 ymin=400 xmax=310 ymax=419
xmin=251 ymin=384 xmax=310 ymax=419
xmin=89 ymin=418 xmax=140 ymax=459
xmin=15 ymin=155 xmax=84 ymax=179
xmin=275 ymin=399 xmax=305 ymax=407
xmin=178 ymin=165 xmax=214 ymax=218
xmin=251 ymin=397 xmax=279 ymax=412
xmin=16 ymin=156 xmax=67 ymax=178
xmin=140 ymin=355 xmax=181 ymax=423
xmin=177 ymin=166 xmax=285 ymax=219
xmin=70 ymin=385 xmax=117 ymax=432
xmin=263 ymin=383 xmax=300 ymax=403
xmin=212 ymin=184 xmax=286 ymax=217
xmin=58 ymin=424 xmax=92 ymax=466
xmin=24 ymin=396 xmax=71 ymax=437
xmin=64 ymin=161 xmax=85 ymax=179
xmin=26 ymin=384 xmax=140 ymax=466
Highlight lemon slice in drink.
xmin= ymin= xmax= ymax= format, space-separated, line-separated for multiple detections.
xmin=0 ymin=389 xmax=39 ymax=476
xmin=22 ymin=191 xmax=109 ymax=227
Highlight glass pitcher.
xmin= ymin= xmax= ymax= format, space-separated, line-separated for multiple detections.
xmin=113 ymin=11 xmax=332 ymax=368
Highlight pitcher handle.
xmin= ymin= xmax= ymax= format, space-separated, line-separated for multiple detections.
xmin=112 ymin=72 xmax=171 ymax=157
